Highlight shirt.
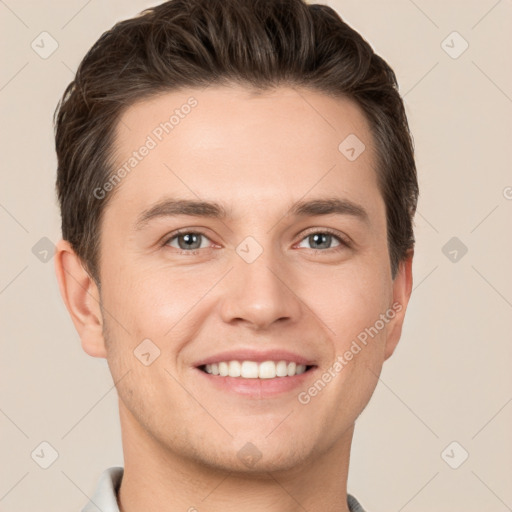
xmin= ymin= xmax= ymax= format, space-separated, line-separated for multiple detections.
xmin=82 ymin=466 xmax=367 ymax=512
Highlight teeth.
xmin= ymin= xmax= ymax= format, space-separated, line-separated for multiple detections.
xmin=259 ymin=361 xmax=276 ymax=379
xmin=218 ymin=362 xmax=229 ymax=377
xmin=228 ymin=360 xmax=241 ymax=377
xmin=241 ymin=361 xmax=259 ymax=378
xmin=276 ymin=361 xmax=288 ymax=377
xmin=203 ymin=360 xmax=309 ymax=378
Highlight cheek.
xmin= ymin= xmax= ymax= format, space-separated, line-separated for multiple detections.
xmin=306 ymin=267 xmax=391 ymax=344
xmin=311 ymin=269 xmax=391 ymax=406
xmin=102 ymin=262 xmax=218 ymax=341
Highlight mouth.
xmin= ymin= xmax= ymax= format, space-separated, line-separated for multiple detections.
xmin=198 ymin=360 xmax=316 ymax=379
xmin=195 ymin=359 xmax=318 ymax=398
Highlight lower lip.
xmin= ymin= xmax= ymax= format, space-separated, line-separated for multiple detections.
xmin=194 ymin=367 xmax=317 ymax=398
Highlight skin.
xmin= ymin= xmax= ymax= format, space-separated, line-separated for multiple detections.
xmin=55 ymin=85 xmax=413 ymax=512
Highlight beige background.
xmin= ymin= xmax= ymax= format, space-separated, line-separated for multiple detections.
xmin=1 ymin=1 xmax=511 ymax=511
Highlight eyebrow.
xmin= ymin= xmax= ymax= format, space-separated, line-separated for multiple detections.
xmin=134 ymin=197 xmax=369 ymax=230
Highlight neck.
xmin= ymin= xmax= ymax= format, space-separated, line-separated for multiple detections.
xmin=117 ymin=402 xmax=354 ymax=512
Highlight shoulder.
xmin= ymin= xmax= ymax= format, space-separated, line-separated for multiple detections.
xmin=347 ymin=493 xmax=367 ymax=512
xmin=81 ymin=466 xmax=124 ymax=512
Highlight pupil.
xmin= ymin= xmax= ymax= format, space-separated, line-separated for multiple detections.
xmin=180 ymin=233 xmax=200 ymax=250
xmin=311 ymin=233 xmax=330 ymax=249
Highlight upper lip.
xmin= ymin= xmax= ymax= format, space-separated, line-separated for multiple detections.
xmin=193 ymin=349 xmax=317 ymax=367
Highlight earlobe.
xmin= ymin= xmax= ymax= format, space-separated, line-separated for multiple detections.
xmin=384 ymin=250 xmax=414 ymax=361
xmin=54 ymin=240 xmax=107 ymax=358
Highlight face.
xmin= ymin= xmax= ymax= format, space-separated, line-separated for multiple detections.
xmin=91 ymin=85 xmax=411 ymax=473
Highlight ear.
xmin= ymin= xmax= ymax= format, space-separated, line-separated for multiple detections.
xmin=54 ymin=239 xmax=107 ymax=358
xmin=383 ymin=250 xmax=414 ymax=361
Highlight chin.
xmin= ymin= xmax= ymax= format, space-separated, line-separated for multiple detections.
xmin=183 ymin=433 xmax=314 ymax=475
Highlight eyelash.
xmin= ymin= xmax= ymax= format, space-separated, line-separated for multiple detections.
xmin=161 ymin=228 xmax=351 ymax=255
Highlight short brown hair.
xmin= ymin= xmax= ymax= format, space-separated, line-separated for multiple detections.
xmin=54 ymin=0 xmax=418 ymax=282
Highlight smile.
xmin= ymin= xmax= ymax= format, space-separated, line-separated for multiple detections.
xmin=200 ymin=360 xmax=314 ymax=379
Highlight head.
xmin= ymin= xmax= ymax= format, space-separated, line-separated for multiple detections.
xmin=54 ymin=0 xmax=417 ymax=475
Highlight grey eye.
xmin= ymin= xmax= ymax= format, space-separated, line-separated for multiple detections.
xmin=298 ymin=232 xmax=342 ymax=250
xmin=167 ymin=232 xmax=210 ymax=250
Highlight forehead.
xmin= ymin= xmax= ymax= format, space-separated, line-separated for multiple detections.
xmin=108 ymin=85 xmax=382 ymax=220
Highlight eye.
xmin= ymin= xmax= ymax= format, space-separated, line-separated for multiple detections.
xmin=162 ymin=228 xmax=350 ymax=254
xmin=296 ymin=230 xmax=348 ymax=251
xmin=164 ymin=230 xmax=212 ymax=251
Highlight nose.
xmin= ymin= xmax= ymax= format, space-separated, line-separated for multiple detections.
xmin=219 ymin=246 xmax=303 ymax=331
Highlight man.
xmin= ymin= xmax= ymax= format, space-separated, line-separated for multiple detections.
xmin=53 ymin=0 xmax=418 ymax=510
